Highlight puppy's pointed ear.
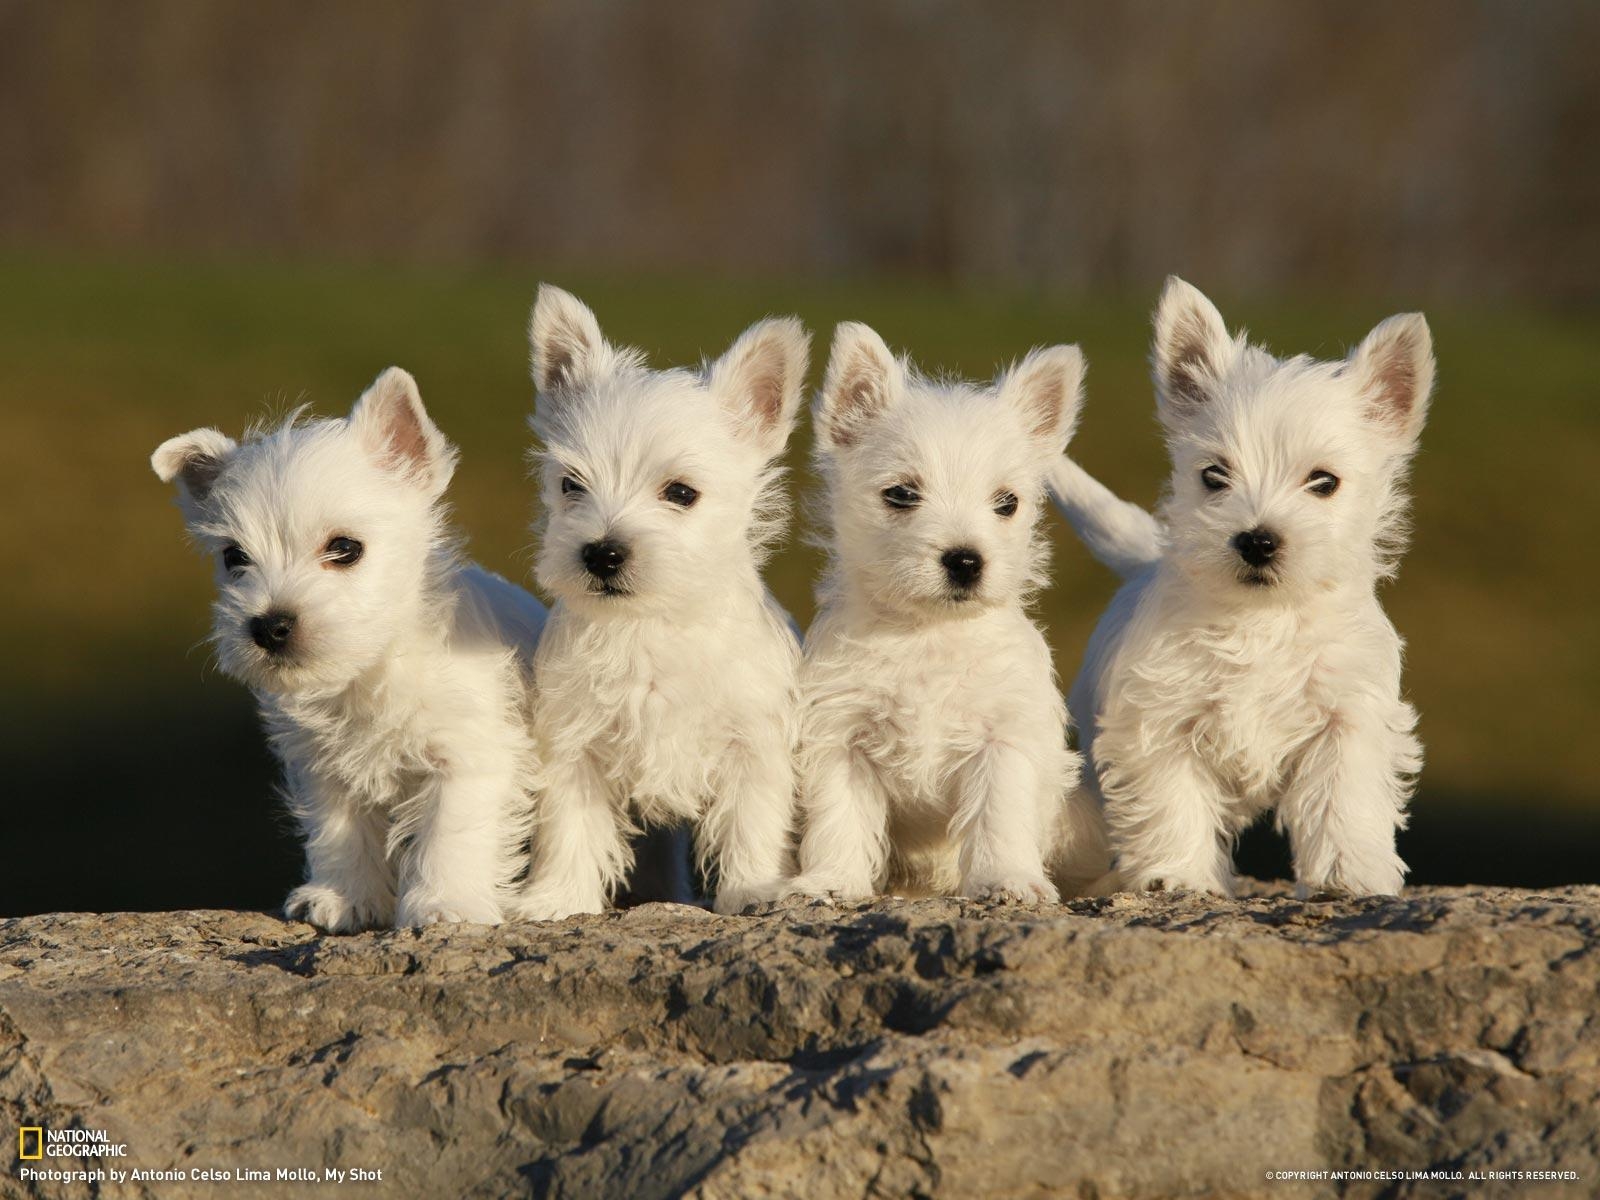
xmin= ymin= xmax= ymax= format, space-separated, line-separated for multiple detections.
xmin=1346 ymin=312 xmax=1434 ymax=448
xmin=709 ymin=316 xmax=811 ymax=458
xmin=349 ymin=367 xmax=458 ymax=496
xmin=816 ymin=322 xmax=902 ymax=450
xmin=152 ymin=428 xmax=238 ymax=519
xmin=998 ymin=344 xmax=1084 ymax=454
xmin=1152 ymin=276 xmax=1238 ymax=417
xmin=529 ymin=284 xmax=605 ymax=396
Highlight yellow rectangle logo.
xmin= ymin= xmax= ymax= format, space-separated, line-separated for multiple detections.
xmin=18 ymin=1127 xmax=43 ymax=1160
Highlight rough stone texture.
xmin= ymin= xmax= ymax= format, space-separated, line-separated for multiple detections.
xmin=2 ymin=886 xmax=1597 ymax=1199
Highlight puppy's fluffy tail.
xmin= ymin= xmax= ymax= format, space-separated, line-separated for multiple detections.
xmin=1047 ymin=456 xmax=1165 ymax=580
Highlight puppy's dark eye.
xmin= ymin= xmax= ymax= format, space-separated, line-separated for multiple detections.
xmin=560 ymin=474 xmax=586 ymax=496
xmin=882 ymin=484 xmax=921 ymax=509
xmin=1307 ymin=470 xmax=1340 ymax=497
xmin=994 ymin=492 xmax=1019 ymax=518
xmin=325 ymin=536 xmax=364 ymax=566
xmin=1200 ymin=465 xmax=1230 ymax=492
xmin=222 ymin=544 xmax=251 ymax=574
xmin=662 ymin=481 xmax=699 ymax=508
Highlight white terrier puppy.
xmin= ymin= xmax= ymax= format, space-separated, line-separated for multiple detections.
xmin=513 ymin=286 xmax=808 ymax=920
xmin=1050 ymin=277 xmax=1433 ymax=897
xmin=788 ymin=323 xmax=1103 ymax=903
xmin=153 ymin=368 xmax=545 ymax=931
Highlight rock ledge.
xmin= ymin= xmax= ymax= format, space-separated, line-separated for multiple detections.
xmin=3 ymin=886 xmax=1597 ymax=1198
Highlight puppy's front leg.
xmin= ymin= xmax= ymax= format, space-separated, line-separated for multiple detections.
xmin=1279 ymin=708 xmax=1415 ymax=896
xmin=787 ymin=742 xmax=889 ymax=901
xmin=1048 ymin=785 xmax=1114 ymax=897
xmin=284 ymin=770 xmax=396 ymax=933
xmin=395 ymin=742 xmax=519 ymax=927
xmin=512 ymin=753 xmax=627 ymax=921
xmin=1099 ymin=747 xmax=1236 ymax=895
xmin=953 ymin=741 xmax=1058 ymax=904
xmin=701 ymin=733 xmax=796 ymax=915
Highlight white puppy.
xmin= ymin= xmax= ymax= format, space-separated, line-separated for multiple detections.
xmin=153 ymin=368 xmax=545 ymax=931
xmin=513 ymin=286 xmax=808 ymax=920
xmin=789 ymin=323 xmax=1102 ymax=903
xmin=1050 ymin=277 xmax=1432 ymax=897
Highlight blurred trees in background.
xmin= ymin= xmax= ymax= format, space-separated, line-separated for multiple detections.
xmin=2 ymin=0 xmax=1596 ymax=303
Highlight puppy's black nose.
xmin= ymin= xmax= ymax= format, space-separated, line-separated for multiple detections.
xmin=941 ymin=547 xmax=984 ymax=589
xmin=249 ymin=611 xmax=297 ymax=654
xmin=581 ymin=539 xmax=629 ymax=581
xmin=1232 ymin=528 xmax=1279 ymax=568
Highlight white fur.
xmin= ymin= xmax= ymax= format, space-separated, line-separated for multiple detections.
xmin=513 ymin=285 xmax=808 ymax=920
xmin=152 ymin=368 xmax=545 ymax=931
xmin=789 ymin=323 xmax=1102 ymax=904
xmin=1051 ymin=277 xmax=1432 ymax=898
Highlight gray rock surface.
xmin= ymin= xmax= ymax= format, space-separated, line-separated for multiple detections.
xmin=2 ymin=886 xmax=1597 ymax=1199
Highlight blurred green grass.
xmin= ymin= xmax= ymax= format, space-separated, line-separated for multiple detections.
xmin=0 ymin=254 xmax=1594 ymax=908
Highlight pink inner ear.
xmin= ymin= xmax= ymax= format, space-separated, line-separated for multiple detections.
xmin=1020 ymin=382 xmax=1062 ymax=441
xmin=535 ymin=303 xmax=599 ymax=394
xmin=827 ymin=378 xmax=870 ymax=446
xmin=1165 ymin=317 xmax=1216 ymax=407
xmin=181 ymin=453 xmax=226 ymax=499
xmin=826 ymin=359 xmax=889 ymax=448
xmin=1366 ymin=350 xmax=1418 ymax=430
xmin=541 ymin=339 xmax=578 ymax=392
xmin=748 ymin=367 xmax=783 ymax=433
xmin=386 ymin=404 xmax=429 ymax=471
xmin=365 ymin=392 xmax=432 ymax=479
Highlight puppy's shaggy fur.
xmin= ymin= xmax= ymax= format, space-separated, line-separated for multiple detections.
xmin=153 ymin=368 xmax=545 ymax=931
xmin=513 ymin=286 xmax=808 ymax=920
xmin=788 ymin=324 xmax=1103 ymax=903
xmin=1050 ymin=277 xmax=1433 ymax=897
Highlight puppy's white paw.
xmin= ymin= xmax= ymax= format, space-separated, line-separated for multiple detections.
xmin=712 ymin=879 xmax=788 ymax=916
xmin=395 ymin=890 xmax=503 ymax=928
xmin=962 ymin=873 xmax=1059 ymax=905
xmin=508 ymin=888 xmax=603 ymax=923
xmin=1130 ymin=871 xmax=1233 ymax=897
xmin=1297 ymin=858 xmax=1405 ymax=899
xmin=284 ymin=884 xmax=387 ymax=934
xmin=780 ymin=873 xmax=875 ymax=904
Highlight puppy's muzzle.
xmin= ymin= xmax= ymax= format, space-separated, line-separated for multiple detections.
xmin=940 ymin=547 xmax=984 ymax=591
xmin=581 ymin=539 xmax=629 ymax=582
xmin=1231 ymin=528 xmax=1280 ymax=569
xmin=249 ymin=611 xmax=298 ymax=655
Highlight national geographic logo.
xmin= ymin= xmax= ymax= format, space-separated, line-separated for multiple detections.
xmin=14 ymin=1124 xmax=129 ymax=1159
